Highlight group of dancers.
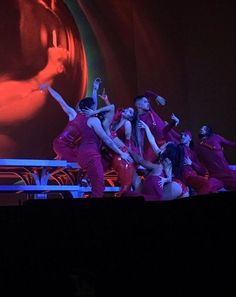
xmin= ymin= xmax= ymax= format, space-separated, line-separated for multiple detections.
xmin=39 ymin=78 xmax=236 ymax=200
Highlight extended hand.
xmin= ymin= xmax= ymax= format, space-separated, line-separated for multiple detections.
xmin=171 ymin=113 xmax=180 ymax=126
xmin=120 ymin=152 xmax=133 ymax=163
xmin=184 ymin=157 xmax=192 ymax=166
xmin=156 ymin=95 xmax=167 ymax=106
xmin=138 ymin=120 xmax=148 ymax=130
xmin=98 ymin=88 xmax=109 ymax=103
xmin=80 ymin=108 xmax=96 ymax=117
xmin=158 ymin=176 xmax=166 ymax=188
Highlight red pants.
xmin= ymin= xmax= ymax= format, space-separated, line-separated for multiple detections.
xmin=185 ymin=175 xmax=223 ymax=195
xmin=211 ymin=170 xmax=236 ymax=191
xmin=77 ymin=151 xmax=104 ymax=198
xmin=53 ymin=138 xmax=79 ymax=162
xmin=112 ymin=154 xmax=135 ymax=197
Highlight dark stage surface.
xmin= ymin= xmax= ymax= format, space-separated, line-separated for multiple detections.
xmin=0 ymin=192 xmax=235 ymax=297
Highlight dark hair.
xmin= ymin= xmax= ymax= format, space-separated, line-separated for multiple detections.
xmin=161 ymin=143 xmax=185 ymax=179
xmin=134 ymin=95 xmax=145 ymax=104
xmin=76 ymin=97 xmax=94 ymax=111
xmin=130 ymin=112 xmax=143 ymax=153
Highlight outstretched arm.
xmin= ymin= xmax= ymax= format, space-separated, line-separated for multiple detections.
xmin=124 ymin=120 xmax=132 ymax=143
xmin=98 ymin=90 xmax=115 ymax=134
xmin=81 ymin=104 xmax=115 ymax=118
xmin=81 ymin=103 xmax=116 ymax=137
xmin=129 ymin=150 xmax=158 ymax=170
xmin=99 ymin=88 xmax=111 ymax=106
xmin=218 ymin=135 xmax=236 ymax=149
xmin=144 ymin=90 xmax=167 ymax=106
xmin=162 ymin=158 xmax=173 ymax=182
xmin=92 ymin=78 xmax=102 ymax=110
xmin=162 ymin=113 xmax=180 ymax=136
xmin=40 ymin=84 xmax=77 ymax=121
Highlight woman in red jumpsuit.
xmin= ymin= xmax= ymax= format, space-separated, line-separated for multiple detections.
xmin=83 ymin=93 xmax=136 ymax=197
xmin=180 ymin=130 xmax=223 ymax=195
xmin=195 ymin=125 xmax=236 ymax=191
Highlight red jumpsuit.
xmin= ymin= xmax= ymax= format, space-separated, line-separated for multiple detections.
xmin=53 ymin=115 xmax=81 ymax=162
xmin=54 ymin=114 xmax=104 ymax=197
xmin=182 ymin=146 xmax=223 ymax=195
xmin=195 ymin=134 xmax=236 ymax=191
xmin=110 ymin=125 xmax=135 ymax=197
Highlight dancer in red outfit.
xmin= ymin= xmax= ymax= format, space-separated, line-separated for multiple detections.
xmin=126 ymin=151 xmax=165 ymax=201
xmin=195 ymin=125 xmax=236 ymax=191
xmin=126 ymin=142 xmax=189 ymax=201
xmin=180 ymin=130 xmax=223 ymax=195
xmin=83 ymin=93 xmax=136 ymax=197
xmin=40 ymin=81 xmax=132 ymax=197
xmin=134 ymin=93 xmax=180 ymax=161
xmin=110 ymin=107 xmax=136 ymax=196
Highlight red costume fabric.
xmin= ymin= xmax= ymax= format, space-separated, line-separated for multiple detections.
xmin=122 ymin=174 xmax=163 ymax=201
xmin=109 ymin=117 xmax=135 ymax=197
xmin=139 ymin=108 xmax=179 ymax=161
xmin=196 ymin=134 xmax=236 ymax=191
xmin=54 ymin=114 xmax=105 ymax=197
xmin=182 ymin=146 xmax=223 ymax=195
xmin=53 ymin=115 xmax=81 ymax=162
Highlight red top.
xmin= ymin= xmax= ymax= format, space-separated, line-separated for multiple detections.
xmin=56 ymin=114 xmax=101 ymax=151
xmin=139 ymin=108 xmax=180 ymax=146
xmin=196 ymin=134 xmax=236 ymax=173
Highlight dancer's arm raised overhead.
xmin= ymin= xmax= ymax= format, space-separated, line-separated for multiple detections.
xmin=99 ymin=88 xmax=111 ymax=105
xmin=92 ymin=77 xmax=102 ymax=110
xmin=144 ymin=90 xmax=167 ymax=106
xmin=39 ymin=84 xmax=77 ymax=121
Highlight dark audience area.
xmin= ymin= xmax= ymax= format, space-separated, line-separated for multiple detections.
xmin=0 ymin=192 xmax=235 ymax=297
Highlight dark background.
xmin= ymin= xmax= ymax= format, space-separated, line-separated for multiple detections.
xmin=77 ymin=0 xmax=236 ymax=162
xmin=0 ymin=193 xmax=235 ymax=297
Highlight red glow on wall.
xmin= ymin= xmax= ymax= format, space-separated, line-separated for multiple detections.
xmin=0 ymin=0 xmax=88 ymax=157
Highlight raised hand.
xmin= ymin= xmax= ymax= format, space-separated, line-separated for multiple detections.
xmin=138 ymin=120 xmax=149 ymax=130
xmin=171 ymin=113 xmax=180 ymax=126
xmin=156 ymin=95 xmax=167 ymax=106
xmin=120 ymin=152 xmax=133 ymax=163
xmin=145 ymin=90 xmax=167 ymax=106
xmin=80 ymin=108 xmax=96 ymax=117
xmin=93 ymin=77 xmax=102 ymax=91
xmin=98 ymin=88 xmax=110 ymax=104
xmin=184 ymin=156 xmax=192 ymax=166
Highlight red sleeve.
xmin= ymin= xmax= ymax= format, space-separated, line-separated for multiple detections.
xmin=217 ymin=134 xmax=236 ymax=149
xmin=144 ymin=90 xmax=158 ymax=101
